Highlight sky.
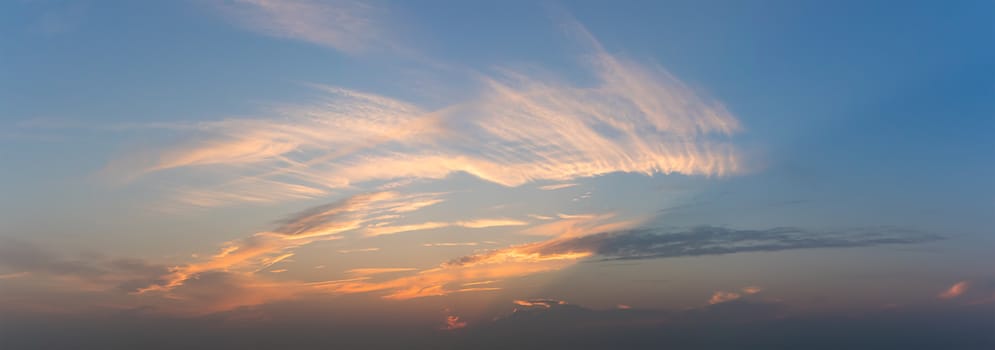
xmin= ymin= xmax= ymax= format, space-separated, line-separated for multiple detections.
xmin=1 ymin=0 xmax=993 ymax=349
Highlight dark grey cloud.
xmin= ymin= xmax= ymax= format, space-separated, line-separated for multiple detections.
xmin=447 ymin=225 xmax=940 ymax=267
xmin=271 ymin=199 xmax=351 ymax=236
xmin=0 ymin=238 xmax=169 ymax=292
xmin=558 ymin=225 xmax=941 ymax=261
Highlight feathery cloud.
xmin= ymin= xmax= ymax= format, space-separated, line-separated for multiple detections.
xmin=112 ymin=22 xmax=743 ymax=209
xmin=216 ymin=0 xmax=389 ymax=53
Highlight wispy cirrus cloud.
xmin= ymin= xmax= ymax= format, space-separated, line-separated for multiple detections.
xmin=366 ymin=218 xmax=528 ymax=237
xmin=520 ymin=212 xmax=643 ymax=237
xmin=136 ymin=191 xmax=447 ymax=295
xmin=109 ymin=21 xmax=743 ymax=209
xmin=215 ymin=0 xmax=390 ymax=54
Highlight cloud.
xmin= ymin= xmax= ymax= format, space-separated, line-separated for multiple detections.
xmin=520 ymin=212 xmax=642 ymax=237
xmin=337 ymin=247 xmax=380 ymax=254
xmin=505 ymin=226 xmax=941 ymax=262
xmin=741 ymin=286 xmax=763 ymax=294
xmin=513 ymin=299 xmax=568 ymax=309
xmin=112 ymin=21 xmax=743 ymax=208
xmin=0 ymin=271 xmax=29 ymax=280
xmin=135 ymin=191 xmax=446 ymax=296
xmin=709 ymin=291 xmax=741 ymax=304
xmin=47 ymin=221 xmax=935 ymax=313
xmin=215 ymin=0 xmax=389 ymax=53
xmin=0 ymin=238 xmax=170 ymax=293
xmin=704 ymin=287 xmax=758 ymax=306
xmin=275 ymin=191 xmax=444 ymax=239
xmin=395 ymin=226 xmax=939 ymax=302
xmin=461 ymin=280 xmax=499 ymax=287
xmin=442 ymin=315 xmax=467 ymax=330
xmin=364 ymin=218 xmax=528 ymax=237
xmin=346 ymin=268 xmax=418 ymax=276
xmin=938 ymin=281 xmax=969 ymax=299
xmin=422 ymin=242 xmax=479 ymax=247
xmin=538 ymin=183 xmax=578 ymax=191
xmin=106 ymin=86 xmax=443 ymax=207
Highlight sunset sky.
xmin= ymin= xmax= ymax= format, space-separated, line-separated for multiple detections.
xmin=1 ymin=1 xmax=993 ymax=348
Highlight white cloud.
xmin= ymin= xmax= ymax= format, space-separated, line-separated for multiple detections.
xmin=216 ymin=0 xmax=388 ymax=53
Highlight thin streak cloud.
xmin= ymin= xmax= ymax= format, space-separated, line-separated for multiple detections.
xmin=538 ymin=183 xmax=578 ymax=191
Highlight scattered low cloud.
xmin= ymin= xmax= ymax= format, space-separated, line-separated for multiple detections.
xmin=572 ymin=191 xmax=592 ymax=202
xmin=709 ymin=291 xmax=741 ymax=304
xmin=442 ymin=314 xmax=467 ymax=330
xmin=938 ymin=281 xmax=969 ymax=299
xmin=709 ymin=286 xmax=762 ymax=304
xmin=741 ymin=286 xmax=763 ymax=294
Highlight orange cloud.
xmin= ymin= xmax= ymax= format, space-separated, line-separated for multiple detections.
xmin=741 ymin=286 xmax=762 ymax=294
xmin=423 ymin=242 xmax=479 ymax=247
xmin=938 ymin=281 xmax=969 ymax=299
xmin=364 ymin=218 xmax=528 ymax=237
xmin=345 ymin=268 xmax=418 ymax=276
xmin=709 ymin=291 xmax=741 ymax=305
xmin=114 ymin=22 xmax=743 ymax=209
xmin=338 ymin=248 xmax=380 ymax=254
xmin=513 ymin=299 xmax=568 ymax=309
xmin=136 ymin=191 xmax=447 ymax=294
xmin=442 ymin=315 xmax=467 ymax=330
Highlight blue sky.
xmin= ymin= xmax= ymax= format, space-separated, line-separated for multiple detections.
xmin=0 ymin=1 xmax=993 ymax=348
